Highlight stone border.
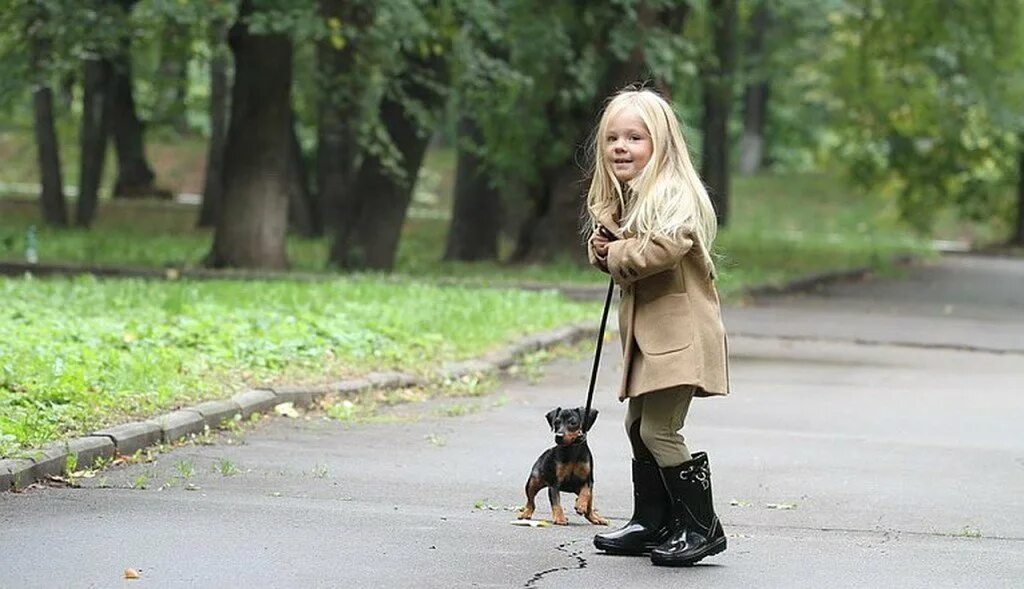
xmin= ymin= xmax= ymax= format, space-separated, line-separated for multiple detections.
xmin=0 ymin=323 xmax=597 ymax=492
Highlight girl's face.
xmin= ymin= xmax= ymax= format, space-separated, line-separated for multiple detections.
xmin=604 ymin=108 xmax=653 ymax=183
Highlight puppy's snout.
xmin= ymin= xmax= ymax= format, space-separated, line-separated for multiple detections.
xmin=554 ymin=433 xmax=566 ymax=443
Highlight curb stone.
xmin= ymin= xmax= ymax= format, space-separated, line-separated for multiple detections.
xmin=0 ymin=458 xmax=36 ymax=491
xmin=193 ymin=399 xmax=244 ymax=427
xmin=91 ymin=421 xmax=163 ymax=456
xmin=152 ymin=410 xmax=206 ymax=444
xmin=1 ymin=323 xmax=597 ymax=493
xmin=231 ymin=389 xmax=276 ymax=418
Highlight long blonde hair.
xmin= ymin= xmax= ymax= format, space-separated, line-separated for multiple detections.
xmin=585 ymin=89 xmax=717 ymax=270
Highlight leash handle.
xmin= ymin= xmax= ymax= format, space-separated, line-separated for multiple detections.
xmin=584 ymin=277 xmax=615 ymax=427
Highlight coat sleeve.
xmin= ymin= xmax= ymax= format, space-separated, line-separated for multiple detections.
xmin=586 ymin=230 xmax=610 ymax=274
xmin=606 ymin=232 xmax=693 ymax=285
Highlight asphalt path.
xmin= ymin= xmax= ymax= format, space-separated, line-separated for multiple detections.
xmin=1 ymin=254 xmax=1022 ymax=588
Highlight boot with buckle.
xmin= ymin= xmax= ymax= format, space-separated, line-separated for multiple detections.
xmin=650 ymin=452 xmax=727 ymax=566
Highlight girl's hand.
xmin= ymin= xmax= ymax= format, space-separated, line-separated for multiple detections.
xmin=590 ymin=233 xmax=611 ymax=259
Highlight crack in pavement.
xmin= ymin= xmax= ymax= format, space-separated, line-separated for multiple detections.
xmin=524 ymin=537 xmax=588 ymax=587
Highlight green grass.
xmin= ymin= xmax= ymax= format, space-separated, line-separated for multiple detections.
xmin=0 ymin=275 xmax=600 ymax=457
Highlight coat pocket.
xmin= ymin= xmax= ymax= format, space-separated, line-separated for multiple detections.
xmin=633 ymin=292 xmax=694 ymax=355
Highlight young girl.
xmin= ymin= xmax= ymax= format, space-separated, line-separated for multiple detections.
xmin=587 ymin=88 xmax=729 ymax=567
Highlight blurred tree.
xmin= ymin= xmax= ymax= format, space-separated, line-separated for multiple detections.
xmin=446 ymin=115 xmax=501 ymax=261
xmin=316 ymin=0 xmax=371 ymax=238
xmin=107 ymin=0 xmax=167 ymax=199
xmin=699 ymin=0 xmax=737 ymax=226
xmin=822 ymin=0 xmax=1024 ymax=239
xmin=286 ymin=109 xmax=317 ymax=237
xmin=207 ymin=0 xmax=296 ymax=269
xmin=738 ymin=0 xmax=770 ymax=175
xmin=198 ymin=16 xmax=230 ymax=228
xmin=26 ymin=0 xmax=67 ymax=226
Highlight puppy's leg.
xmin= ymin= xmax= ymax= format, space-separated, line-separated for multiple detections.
xmin=518 ymin=475 xmax=544 ymax=520
xmin=581 ymin=484 xmax=609 ymax=525
xmin=549 ymin=486 xmax=568 ymax=525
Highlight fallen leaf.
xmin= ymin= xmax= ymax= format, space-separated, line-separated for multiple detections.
xmin=274 ymin=402 xmax=300 ymax=418
xmin=765 ymin=503 xmax=797 ymax=510
xmin=510 ymin=519 xmax=551 ymax=528
xmin=124 ymin=568 xmax=140 ymax=580
xmin=729 ymin=499 xmax=750 ymax=507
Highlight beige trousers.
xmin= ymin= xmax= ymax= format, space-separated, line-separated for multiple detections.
xmin=623 ymin=385 xmax=695 ymax=468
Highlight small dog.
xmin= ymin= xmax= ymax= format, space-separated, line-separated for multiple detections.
xmin=518 ymin=406 xmax=608 ymax=526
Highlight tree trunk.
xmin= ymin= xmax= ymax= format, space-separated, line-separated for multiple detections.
xmin=1014 ymin=142 xmax=1024 ymax=246
xmin=108 ymin=44 xmax=163 ymax=198
xmin=77 ymin=59 xmax=111 ymax=227
xmin=739 ymin=1 xmax=771 ymax=175
xmin=33 ymin=86 xmax=66 ymax=227
xmin=330 ymin=54 xmax=447 ymax=271
xmin=444 ymin=116 xmax=501 ymax=261
xmin=316 ymin=0 xmax=370 ymax=236
xmin=700 ymin=0 xmax=738 ymax=226
xmin=28 ymin=2 xmax=67 ymax=227
xmin=207 ymin=0 xmax=292 ymax=270
xmin=286 ymin=113 xmax=317 ymax=237
xmin=511 ymin=43 xmax=648 ymax=264
xmin=198 ymin=20 xmax=230 ymax=228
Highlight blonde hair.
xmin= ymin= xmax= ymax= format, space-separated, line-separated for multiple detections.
xmin=585 ymin=89 xmax=717 ymax=270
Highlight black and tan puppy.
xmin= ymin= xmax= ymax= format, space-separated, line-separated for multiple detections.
xmin=518 ymin=406 xmax=608 ymax=526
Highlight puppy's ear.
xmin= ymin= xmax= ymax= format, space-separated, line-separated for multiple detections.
xmin=545 ymin=408 xmax=560 ymax=430
xmin=583 ymin=408 xmax=599 ymax=432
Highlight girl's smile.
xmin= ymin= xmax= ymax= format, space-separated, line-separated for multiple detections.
xmin=604 ymin=109 xmax=653 ymax=182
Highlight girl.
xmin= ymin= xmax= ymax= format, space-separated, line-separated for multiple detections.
xmin=587 ymin=88 xmax=729 ymax=567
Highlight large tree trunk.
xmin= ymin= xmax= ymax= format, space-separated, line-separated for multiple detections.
xmin=76 ymin=59 xmax=111 ymax=227
xmin=330 ymin=54 xmax=447 ymax=271
xmin=444 ymin=116 xmax=501 ymax=261
xmin=316 ymin=0 xmax=370 ymax=236
xmin=198 ymin=20 xmax=230 ymax=228
xmin=739 ymin=1 xmax=771 ymax=175
xmin=700 ymin=0 xmax=739 ymax=226
xmin=108 ymin=49 xmax=162 ymax=199
xmin=1014 ymin=142 xmax=1024 ymax=246
xmin=286 ymin=112 xmax=317 ymax=237
xmin=28 ymin=2 xmax=67 ymax=227
xmin=207 ymin=0 xmax=292 ymax=270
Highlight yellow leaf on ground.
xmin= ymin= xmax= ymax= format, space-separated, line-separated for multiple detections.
xmin=274 ymin=402 xmax=300 ymax=418
xmin=123 ymin=568 xmax=140 ymax=579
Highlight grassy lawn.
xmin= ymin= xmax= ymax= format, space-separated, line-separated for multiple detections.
xmin=0 ymin=276 xmax=601 ymax=457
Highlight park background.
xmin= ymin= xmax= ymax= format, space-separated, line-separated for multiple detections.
xmin=1 ymin=0 xmax=1022 ymax=463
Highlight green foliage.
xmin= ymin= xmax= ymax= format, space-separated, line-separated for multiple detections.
xmin=819 ymin=0 xmax=1024 ymax=233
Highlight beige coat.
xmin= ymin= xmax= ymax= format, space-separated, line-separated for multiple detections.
xmin=589 ymin=214 xmax=729 ymax=401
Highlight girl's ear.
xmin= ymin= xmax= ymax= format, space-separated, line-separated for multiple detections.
xmin=546 ymin=408 xmax=560 ymax=430
xmin=584 ymin=408 xmax=599 ymax=432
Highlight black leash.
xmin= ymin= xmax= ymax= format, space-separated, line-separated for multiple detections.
xmin=583 ymin=277 xmax=616 ymax=430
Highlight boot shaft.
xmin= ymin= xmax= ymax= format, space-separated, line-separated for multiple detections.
xmin=660 ymin=452 xmax=718 ymax=535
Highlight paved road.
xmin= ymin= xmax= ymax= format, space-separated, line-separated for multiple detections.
xmin=2 ymin=255 xmax=1022 ymax=588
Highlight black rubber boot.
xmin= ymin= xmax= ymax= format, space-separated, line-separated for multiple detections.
xmin=593 ymin=459 xmax=672 ymax=555
xmin=650 ymin=452 xmax=727 ymax=566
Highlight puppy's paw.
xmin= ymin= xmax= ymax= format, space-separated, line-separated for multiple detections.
xmin=553 ymin=515 xmax=569 ymax=526
xmin=574 ymin=500 xmax=587 ymax=516
xmin=587 ymin=513 xmax=609 ymax=526
xmin=517 ymin=507 xmax=534 ymax=520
